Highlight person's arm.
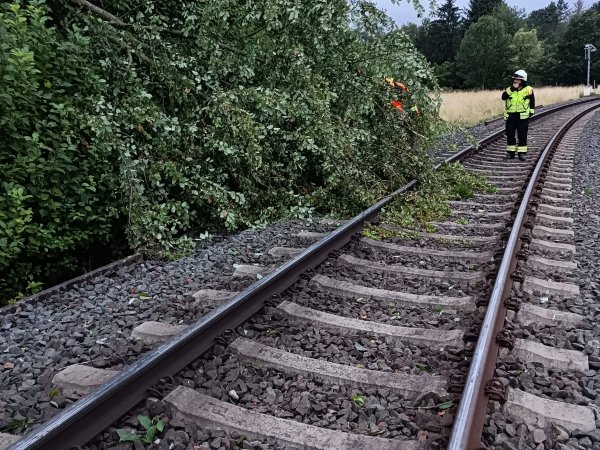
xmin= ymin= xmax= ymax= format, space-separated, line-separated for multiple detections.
xmin=501 ymin=86 xmax=514 ymax=100
xmin=529 ymin=89 xmax=536 ymax=115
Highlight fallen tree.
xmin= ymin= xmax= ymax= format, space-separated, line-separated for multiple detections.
xmin=0 ymin=0 xmax=441 ymax=302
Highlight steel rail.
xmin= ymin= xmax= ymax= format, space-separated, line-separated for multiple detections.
xmin=9 ymin=97 xmax=600 ymax=450
xmin=448 ymin=99 xmax=600 ymax=450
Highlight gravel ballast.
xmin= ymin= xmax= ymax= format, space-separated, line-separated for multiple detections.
xmin=0 ymin=219 xmax=337 ymax=437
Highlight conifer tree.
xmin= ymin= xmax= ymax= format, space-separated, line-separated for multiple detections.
xmin=572 ymin=0 xmax=585 ymax=15
xmin=467 ymin=0 xmax=503 ymax=25
xmin=417 ymin=0 xmax=463 ymax=63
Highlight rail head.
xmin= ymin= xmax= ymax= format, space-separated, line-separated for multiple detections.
xmin=447 ymin=99 xmax=600 ymax=450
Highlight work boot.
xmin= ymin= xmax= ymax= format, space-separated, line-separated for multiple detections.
xmin=506 ymin=152 xmax=515 ymax=159
xmin=518 ymin=154 xmax=526 ymax=161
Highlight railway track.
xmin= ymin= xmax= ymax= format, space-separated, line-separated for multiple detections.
xmin=4 ymin=98 xmax=600 ymax=450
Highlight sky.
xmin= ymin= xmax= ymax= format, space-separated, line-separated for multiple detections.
xmin=373 ymin=0 xmax=596 ymax=25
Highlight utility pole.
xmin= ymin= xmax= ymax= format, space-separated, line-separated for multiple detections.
xmin=585 ymin=43 xmax=597 ymax=87
xmin=584 ymin=44 xmax=597 ymax=96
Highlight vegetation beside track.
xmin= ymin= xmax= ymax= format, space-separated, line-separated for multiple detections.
xmin=363 ymin=163 xmax=496 ymax=239
xmin=0 ymin=0 xmax=443 ymax=304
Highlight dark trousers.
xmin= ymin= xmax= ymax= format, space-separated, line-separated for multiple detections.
xmin=506 ymin=113 xmax=529 ymax=153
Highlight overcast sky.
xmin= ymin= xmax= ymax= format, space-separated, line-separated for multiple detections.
xmin=373 ymin=0 xmax=596 ymax=25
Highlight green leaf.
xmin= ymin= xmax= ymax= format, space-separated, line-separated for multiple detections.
xmin=143 ymin=426 xmax=156 ymax=444
xmin=415 ymin=363 xmax=429 ymax=373
xmin=47 ymin=387 xmax=61 ymax=400
xmin=117 ymin=429 xmax=142 ymax=442
xmin=234 ymin=435 xmax=247 ymax=445
xmin=137 ymin=414 xmax=152 ymax=430
xmin=350 ymin=393 xmax=366 ymax=407
xmin=437 ymin=400 xmax=455 ymax=410
xmin=155 ymin=418 xmax=165 ymax=432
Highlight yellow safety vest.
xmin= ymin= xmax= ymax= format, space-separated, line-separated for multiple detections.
xmin=504 ymin=86 xmax=533 ymax=120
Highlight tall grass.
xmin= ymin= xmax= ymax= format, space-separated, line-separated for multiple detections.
xmin=439 ymin=85 xmax=586 ymax=126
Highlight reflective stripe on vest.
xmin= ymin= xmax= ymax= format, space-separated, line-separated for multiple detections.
xmin=504 ymin=86 xmax=533 ymax=119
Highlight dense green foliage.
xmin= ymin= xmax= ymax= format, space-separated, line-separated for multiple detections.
xmin=527 ymin=0 xmax=570 ymax=42
xmin=1 ymin=0 xmax=442 ymax=303
xmin=406 ymin=0 xmax=600 ymax=88
xmin=417 ymin=0 xmax=463 ymax=65
xmin=553 ymin=5 xmax=600 ymax=83
xmin=0 ymin=3 xmax=121 ymax=300
xmin=467 ymin=0 xmax=504 ymax=25
xmin=456 ymin=16 xmax=511 ymax=88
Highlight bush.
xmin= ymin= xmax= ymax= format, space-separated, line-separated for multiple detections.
xmin=1 ymin=0 xmax=442 ymax=303
xmin=0 ymin=2 xmax=120 ymax=301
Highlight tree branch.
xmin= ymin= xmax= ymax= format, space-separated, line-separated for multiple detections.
xmin=70 ymin=0 xmax=187 ymax=36
xmin=70 ymin=0 xmax=155 ymax=65
xmin=70 ymin=0 xmax=244 ymax=57
xmin=70 ymin=0 xmax=126 ymax=26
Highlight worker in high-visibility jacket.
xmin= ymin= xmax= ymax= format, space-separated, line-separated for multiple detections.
xmin=502 ymin=70 xmax=535 ymax=160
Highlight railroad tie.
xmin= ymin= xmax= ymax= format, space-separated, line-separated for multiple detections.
xmin=508 ymin=338 xmax=588 ymax=371
xmin=52 ymin=365 xmax=119 ymax=396
xmin=267 ymin=246 xmax=305 ymax=259
xmin=0 ymin=433 xmax=20 ymax=450
xmin=337 ymin=254 xmax=485 ymax=285
xmin=277 ymin=301 xmax=465 ymax=349
xmin=515 ymin=303 xmax=583 ymax=327
xmin=164 ymin=387 xmax=423 ymax=450
xmin=192 ymin=288 xmax=239 ymax=304
xmin=310 ymin=274 xmax=476 ymax=310
xmin=232 ymin=264 xmax=273 ymax=278
xmin=132 ymin=321 xmax=188 ymax=345
xmin=361 ymin=237 xmax=494 ymax=263
xmin=503 ymin=388 xmax=596 ymax=433
xmin=230 ymin=337 xmax=447 ymax=398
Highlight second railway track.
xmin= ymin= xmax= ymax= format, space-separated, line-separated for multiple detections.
xmin=4 ymin=98 xmax=600 ymax=450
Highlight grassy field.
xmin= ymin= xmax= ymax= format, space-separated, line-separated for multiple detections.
xmin=439 ymin=85 xmax=586 ymax=126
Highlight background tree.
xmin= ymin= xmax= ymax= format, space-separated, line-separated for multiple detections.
xmin=572 ymin=0 xmax=585 ymax=15
xmin=415 ymin=0 xmax=463 ymax=64
xmin=402 ymin=0 xmax=599 ymax=89
xmin=457 ymin=16 xmax=511 ymax=88
xmin=551 ymin=5 xmax=600 ymax=84
xmin=429 ymin=0 xmax=464 ymax=62
xmin=400 ymin=23 xmax=420 ymax=42
xmin=557 ymin=0 xmax=572 ymax=20
xmin=508 ymin=29 xmax=544 ymax=81
xmin=528 ymin=1 xmax=570 ymax=43
xmin=466 ymin=0 xmax=504 ymax=25
xmin=489 ymin=3 xmax=527 ymax=35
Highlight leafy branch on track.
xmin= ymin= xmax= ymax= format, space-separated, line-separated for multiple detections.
xmin=363 ymin=163 xmax=495 ymax=239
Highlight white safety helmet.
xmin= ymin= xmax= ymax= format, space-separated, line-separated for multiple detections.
xmin=512 ymin=69 xmax=528 ymax=81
